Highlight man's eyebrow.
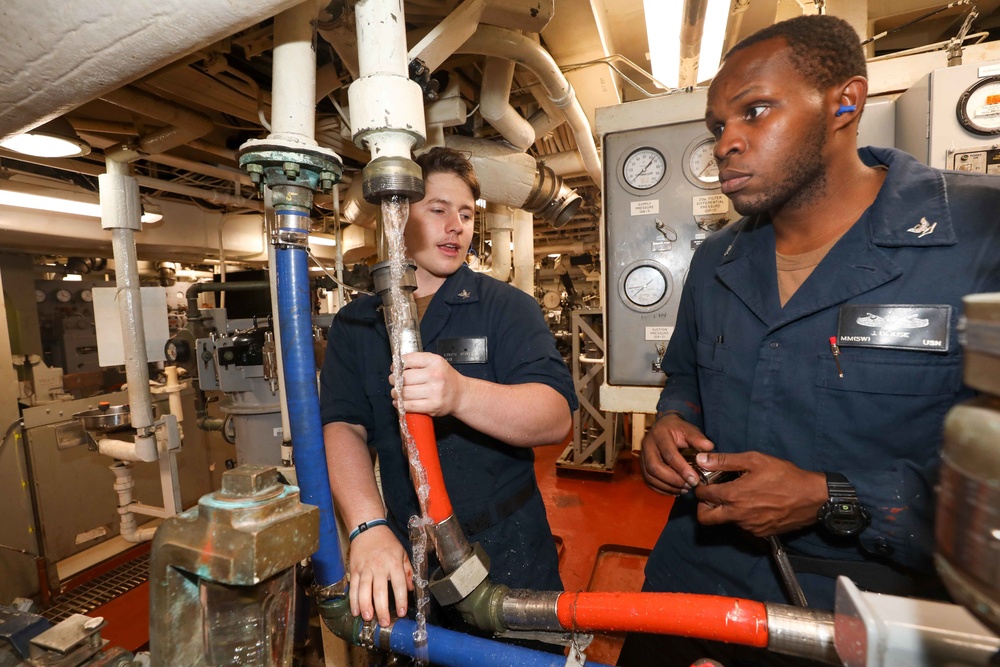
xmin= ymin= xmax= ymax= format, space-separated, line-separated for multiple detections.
xmin=705 ymin=84 xmax=766 ymax=122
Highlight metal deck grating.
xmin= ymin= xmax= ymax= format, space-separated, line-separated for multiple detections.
xmin=42 ymin=553 xmax=150 ymax=623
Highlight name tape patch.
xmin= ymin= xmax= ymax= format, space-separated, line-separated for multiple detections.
xmin=437 ymin=336 xmax=488 ymax=364
xmin=837 ymin=304 xmax=951 ymax=352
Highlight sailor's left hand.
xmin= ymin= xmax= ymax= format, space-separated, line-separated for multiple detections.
xmin=693 ymin=451 xmax=828 ymax=538
xmin=389 ymin=352 xmax=468 ymax=417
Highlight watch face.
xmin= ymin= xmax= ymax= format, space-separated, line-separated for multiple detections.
xmin=822 ymin=501 xmax=871 ymax=536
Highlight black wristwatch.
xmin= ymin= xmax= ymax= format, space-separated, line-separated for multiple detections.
xmin=817 ymin=472 xmax=870 ymax=536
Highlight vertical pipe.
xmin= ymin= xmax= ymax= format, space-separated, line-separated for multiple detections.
xmin=512 ymin=208 xmax=534 ymax=295
xmin=275 ymin=238 xmax=345 ymax=586
xmin=270 ymin=0 xmax=321 ymax=144
xmin=102 ymin=158 xmax=155 ymax=433
xmin=264 ymin=193 xmax=294 ymax=462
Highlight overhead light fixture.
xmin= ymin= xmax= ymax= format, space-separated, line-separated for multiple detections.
xmin=0 ymin=117 xmax=91 ymax=158
xmin=0 ymin=185 xmax=162 ymax=223
xmin=644 ymin=0 xmax=730 ymax=88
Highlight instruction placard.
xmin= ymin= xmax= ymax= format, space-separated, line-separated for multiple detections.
xmin=693 ymin=194 xmax=728 ymax=216
xmin=645 ymin=326 xmax=674 ymax=341
xmin=631 ymin=199 xmax=660 ymax=216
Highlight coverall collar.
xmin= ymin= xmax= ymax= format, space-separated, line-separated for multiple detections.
xmin=715 ymin=146 xmax=954 ymax=330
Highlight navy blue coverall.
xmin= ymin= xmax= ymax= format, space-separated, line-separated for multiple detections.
xmin=644 ymin=146 xmax=1000 ymax=612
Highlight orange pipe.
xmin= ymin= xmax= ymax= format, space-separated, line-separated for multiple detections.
xmin=405 ymin=413 xmax=454 ymax=523
xmin=556 ymin=592 xmax=769 ymax=648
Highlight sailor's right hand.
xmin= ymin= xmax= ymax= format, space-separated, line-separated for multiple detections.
xmin=348 ymin=526 xmax=414 ymax=627
xmin=640 ymin=412 xmax=714 ymax=495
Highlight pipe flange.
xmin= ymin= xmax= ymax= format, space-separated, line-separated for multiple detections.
xmin=238 ymin=139 xmax=343 ymax=193
xmin=361 ymin=156 xmax=425 ymax=204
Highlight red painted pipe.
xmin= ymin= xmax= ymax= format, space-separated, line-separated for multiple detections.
xmin=405 ymin=413 xmax=454 ymax=523
xmin=556 ymin=592 xmax=769 ymax=648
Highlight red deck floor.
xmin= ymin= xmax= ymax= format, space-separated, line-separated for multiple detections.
xmin=535 ymin=442 xmax=674 ymax=664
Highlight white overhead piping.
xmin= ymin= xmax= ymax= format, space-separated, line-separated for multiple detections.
xmin=484 ymin=204 xmax=513 ymax=281
xmin=456 ymin=25 xmax=602 ymax=186
xmin=0 ymin=0 xmax=305 ymax=142
xmin=408 ymin=0 xmax=488 ymax=73
xmin=480 ymin=57 xmax=536 ymax=150
xmin=511 ymin=208 xmax=534 ymax=295
xmin=349 ymin=0 xmax=426 ymax=161
xmin=540 ymin=150 xmax=587 ymax=177
xmin=270 ymin=0 xmax=321 ymax=146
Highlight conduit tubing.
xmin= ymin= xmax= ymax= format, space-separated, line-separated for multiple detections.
xmin=554 ymin=592 xmax=769 ymax=646
xmin=275 ymin=240 xmax=345 ymax=586
xmin=377 ymin=618 xmax=615 ymax=667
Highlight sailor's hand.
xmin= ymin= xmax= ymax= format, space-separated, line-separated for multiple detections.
xmin=390 ymin=352 xmax=468 ymax=417
xmin=348 ymin=525 xmax=414 ymax=627
xmin=694 ymin=451 xmax=827 ymax=537
xmin=640 ymin=413 xmax=715 ymax=495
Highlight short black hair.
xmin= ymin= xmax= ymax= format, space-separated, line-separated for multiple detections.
xmin=727 ymin=15 xmax=866 ymax=91
xmin=415 ymin=146 xmax=481 ymax=201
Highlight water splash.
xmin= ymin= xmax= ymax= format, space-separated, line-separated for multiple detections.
xmin=383 ymin=196 xmax=432 ymax=665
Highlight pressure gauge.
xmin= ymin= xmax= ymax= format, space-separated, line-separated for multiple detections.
xmin=35 ymin=289 xmax=47 ymax=304
xmin=684 ymin=137 xmax=721 ymax=189
xmin=957 ymin=75 xmax=1000 ymax=135
xmin=54 ymin=288 xmax=72 ymax=303
xmin=622 ymin=147 xmax=667 ymax=191
xmin=79 ymin=289 xmax=93 ymax=303
xmin=618 ymin=262 xmax=671 ymax=312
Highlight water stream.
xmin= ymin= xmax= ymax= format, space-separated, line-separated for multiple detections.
xmin=382 ymin=195 xmax=431 ymax=664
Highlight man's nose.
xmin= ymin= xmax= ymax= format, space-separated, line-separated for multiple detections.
xmin=714 ymin=125 xmax=745 ymax=162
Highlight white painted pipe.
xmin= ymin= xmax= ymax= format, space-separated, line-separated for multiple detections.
xmin=163 ymin=366 xmax=184 ymax=423
xmin=540 ymin=150 xmax=587 ymax=177
xmin=512 ymin=208 xmax=534 ymax=296
xmin=110 ymin=463 xmax=158 ymax=542
xmin=485 ymin=203 xmax=513 ymax=282
xmin=270 ymin=0 xmax=322 ymax=145
xmin=480 ymin=57 xmax=535 ymax=150
xmin=0 ymin=0 xmax=305 ymax=142
xmin=457 ymin=25 xmax=602 ymax=186
xmin=101 ymin=159 xmax=155 ymax=434
xmin=349 ymin=0 xmax=426 ymax=158
xmin=443 ymin=136 xmax=537 ymax=207
xmin=99 ymin=434 xmax=158 ymax=463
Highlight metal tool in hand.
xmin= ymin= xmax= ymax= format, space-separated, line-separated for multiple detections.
xmin=681 ymin=450 xmax=809 ymax=607
xmin=767 ymin=535 xmax=808 ymax=607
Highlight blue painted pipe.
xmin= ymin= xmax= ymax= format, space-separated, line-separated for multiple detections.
xmin=378 ymin=619 xmax=615 ymax=667
xmin=275 ymin=233 xmax=345 ymax=586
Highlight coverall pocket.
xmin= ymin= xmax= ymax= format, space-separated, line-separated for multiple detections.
xmin=813 ymin=355 xmax=962 ymax=466
xmin=696 ymin=337 xmax=730 ymax=436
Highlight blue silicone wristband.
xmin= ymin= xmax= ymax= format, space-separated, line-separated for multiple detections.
xmin=349 ymin=518 xmax=389 ymax=542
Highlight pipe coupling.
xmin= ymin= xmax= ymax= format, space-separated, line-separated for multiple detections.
xmin=765 ymin=603 xmax=839 ymax=665
xmin=455 ymin=578 xmax=511 ymax=634
xmin=371 ymin=259 xmax=418 ymax=295
xmin=428 ymin=514 xmax=474 ymax=572
xmin=523 ymin=164 xmax=583 ymax=228
xmin=362 ymin=156 xmax=425 ymax=204
xmin=500 ymin=589 xmax=563 ymax=632
xmin=318 ymin=596 xmax=366 ymax=645
xmin=271 ymin=229 xmax=309 ymax=249
xmin=238 ymin=139 xmax=343 ymax=193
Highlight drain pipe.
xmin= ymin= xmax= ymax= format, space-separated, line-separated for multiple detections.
xmin=512 ymin=208 xmax=534 ymax=296
xmin=238 ymin=0 xmax=346 ymax=591
xmin=100 ymin=156 xmax=157 ymax=461
xmin=484 ymin=204 xmax=513 ymax=282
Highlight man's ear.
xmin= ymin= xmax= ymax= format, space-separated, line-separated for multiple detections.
xmin=831 ymin=76 xmax=868 ymax=129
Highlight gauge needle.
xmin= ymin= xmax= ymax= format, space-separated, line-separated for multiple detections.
xmin=697 ymin=159 xmax=717 ymax=178
xmin=638 ymin=158 xmax=654 ymax=176
xmin=630 ymin=279 xmax=654 ymax=294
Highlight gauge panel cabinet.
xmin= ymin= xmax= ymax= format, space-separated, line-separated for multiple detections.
xmin=600 ymin=90 xmax=734 ymax=387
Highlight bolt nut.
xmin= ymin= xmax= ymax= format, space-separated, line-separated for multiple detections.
xmin=283 ymin=162 xmax=300 ymax=179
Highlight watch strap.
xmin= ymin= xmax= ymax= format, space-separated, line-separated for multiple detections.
xmin=825 ymin=471 xmax=859 ymax=502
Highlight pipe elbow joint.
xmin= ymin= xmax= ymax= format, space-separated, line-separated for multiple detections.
xmin=318 ymin=595 xmax=367 ymax=645
xmin=454 ymin=578 xmax=510 ymax=635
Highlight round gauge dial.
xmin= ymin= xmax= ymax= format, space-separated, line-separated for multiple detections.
xmin=623 ymin=264 xmax=668 ymax=308
xmin=35 ymin=289 xmax=47 ymax=304
xmin=54 ymin=288 xmax=72 ymax=303
xmin=957 ymin=75 xmax=1000 ymax=135
xmin=79 ymin=289 xmax=93 ymax=303
xmin=622 ymin=148 xmax=666 ymax=190
xmin=685 ymin=138 xmax=720 ymax=188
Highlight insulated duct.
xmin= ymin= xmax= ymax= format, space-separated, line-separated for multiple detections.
xmin=456 ymin=25 xmax=602 ymax=187
xmin=0 ymin=0 xmax=306 ymax=142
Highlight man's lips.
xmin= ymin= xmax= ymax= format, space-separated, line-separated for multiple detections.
xmin=438 ymin=242 xmax=460 ymax=256
xmin=719 ymin=170 xmax=750 ymax=195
